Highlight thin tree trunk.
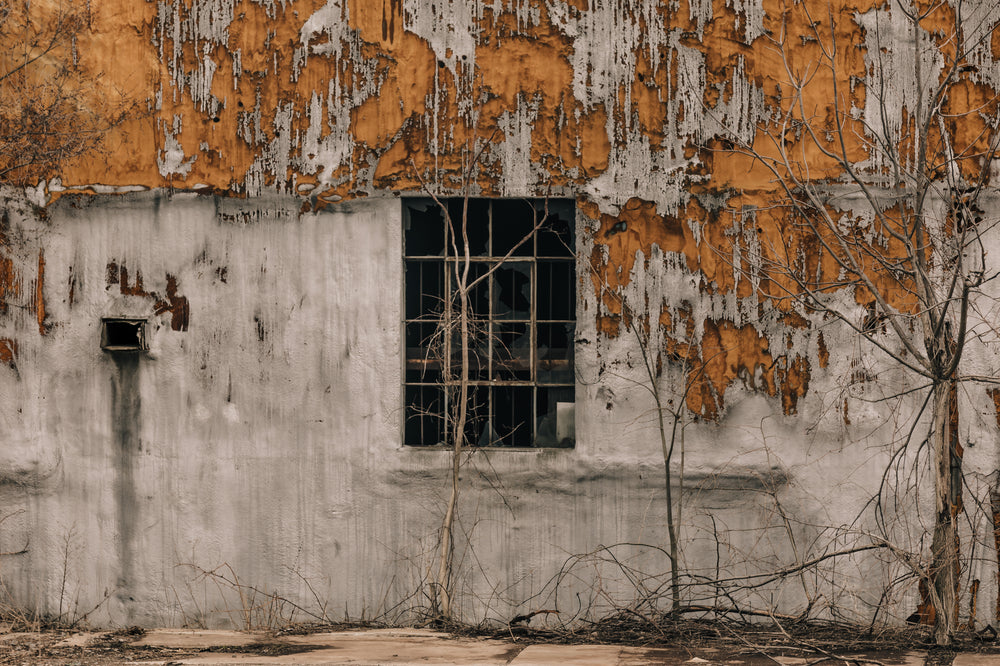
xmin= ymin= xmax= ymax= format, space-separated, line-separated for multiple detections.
xmin=436 ymin=202 xmax=472 ymax=621
xmin=930 ymin=379 xmax=960 ymax=645
xmin=666 ymin=413 xmax=680 ymax=612
xmin=435 ymin=299 xmax=468 ymax=620
xmin=652 ymin=388 xmax=681 ymax=612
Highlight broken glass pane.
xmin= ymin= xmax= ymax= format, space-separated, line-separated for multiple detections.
xmin=537 ymin=322 xmax=574 ymax=384
xmin=404 ymin=201 xmax=446 ymax=256
xmin=405 ymin=321 xmax=444 ymax=382
xmin=536 ymin=200 xmax=575 ymax=257
xmin=462 ymin=328 xmax=491 ymax=382
xmin=447 ymin=198 xmax=489 ymax=256
xmin=405 ymin=384 xmax=445 ymax=446
xmin=405 ymin=260 xmax=445 ymax=320
xmin=491 ymin=386 xmax=533 ymax=446
xmin=535 ymin=387 xmax=574 ymax=447
xmin=447 ymin=260 xmax=489 ymax=317
xmin=492 ymin=199 xmax=536 ymax=257
xmin=537 ymin=260 xmax=574 ymax=320
xmin=493 ymin=322 xmax=531 ymax=381
xmin=493 ymin=262 xmax=531 ymax=320
xmin=450 ymin=384 xmax=488 ymax=447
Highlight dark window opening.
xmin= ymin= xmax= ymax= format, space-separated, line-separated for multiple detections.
xmin=101 ymin=318 xmax=147 ymax=352
xmin=403 ymin=198 xmax=576 ymax=448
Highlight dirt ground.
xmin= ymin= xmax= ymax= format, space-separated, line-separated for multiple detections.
xmin=2 ymin=620 xmax=999 ymax=665
xmin=0 ymin=627 xmax=199 ymax=665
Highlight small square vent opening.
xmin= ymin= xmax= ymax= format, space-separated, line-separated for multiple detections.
xmin=101 ymin=318 xmax=147 ymax=352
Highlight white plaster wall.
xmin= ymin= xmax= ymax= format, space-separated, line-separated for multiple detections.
xmin=0 ymin=192 xmax=984 ymax=628
xmin=1 ymin=193 xmax=403 ymax=625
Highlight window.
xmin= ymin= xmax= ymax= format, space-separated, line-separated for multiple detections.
xmin=403 ymin=198 xmax=576 ymax=448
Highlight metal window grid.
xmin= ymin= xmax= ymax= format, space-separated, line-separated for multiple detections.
xmin=403 ymin=198 xmax=575 ymax=447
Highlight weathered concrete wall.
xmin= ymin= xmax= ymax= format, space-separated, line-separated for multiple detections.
xmin=2 ymin=193 xmax=406 ymax=624
xmin=0 ymin=189 xmax=993 ymax=627
xmin=3 ymin=0 xmax=1000 ymax=629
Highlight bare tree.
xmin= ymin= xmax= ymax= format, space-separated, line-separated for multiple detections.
xmin=585 ymin=261 xmax=709 ymax=614
xmin=627 ymin=306 xmax=692 ymax=614
xmin=0 ymin=0 xmax=132 ymax=184
xmin=410 ymin=143 xmax=555 ymax=621
xmin=715 ymin=0 xmax=1000 ymax=644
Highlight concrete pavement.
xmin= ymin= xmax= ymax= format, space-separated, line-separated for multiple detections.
xmin=25 ymin=627 xmax=1000 ymax=665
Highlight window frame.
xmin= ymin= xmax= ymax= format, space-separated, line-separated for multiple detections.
xmin=401 ymin=197 xmax=577 ymax=449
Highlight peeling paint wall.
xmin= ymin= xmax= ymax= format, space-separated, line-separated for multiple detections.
xmin=18 ymin=0 xmax=1000 ymax=209
xmin=0 ymin=191 xmax=922 ymax=626
xmin=3 ymin=0 xmax=1000 ymax=627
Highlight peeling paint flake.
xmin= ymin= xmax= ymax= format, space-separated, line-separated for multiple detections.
xmin=158 ymin=116 xmax=197 ymax=178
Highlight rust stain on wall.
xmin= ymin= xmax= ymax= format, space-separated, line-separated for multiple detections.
xmin=0 ymin=337 xmax=16 ymax=366
xmin=815 ymin=332 xmax=829 ymax=370
xmin=154 ymin=274 xmax=190 ymax=332
xmin=0 ymin=250 xmax=19 ymax=316
xmin=0 ymin=211 xmax=20 ymax=318
xmin=110 ymin=261 xmax=152 ymax=298
xmin=106 ymin=260 xmax=190 ymax=331
xmin=33 ymin=250 xmax=46 ymax=335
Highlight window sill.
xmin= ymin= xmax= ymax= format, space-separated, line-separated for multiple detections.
xmin=398 ymin=444 xmax=575 ymax=452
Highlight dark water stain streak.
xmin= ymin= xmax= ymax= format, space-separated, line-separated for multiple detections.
xmin=110 ymin=353 xmax=141 ymax=618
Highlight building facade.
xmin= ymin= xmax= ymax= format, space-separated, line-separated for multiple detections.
xmin=2 ymin=0 xmax=1000 ymax=629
